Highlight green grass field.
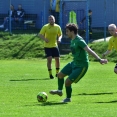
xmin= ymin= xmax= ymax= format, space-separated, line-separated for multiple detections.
xmin=0 ymin=59 xmax=117 ymax=117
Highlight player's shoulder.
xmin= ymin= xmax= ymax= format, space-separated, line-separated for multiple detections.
xmin=43 ymin=23 xmax=49 ymax=27
xmin=109 ymin=36 xmax=114 ymax=42
xmin=42 ymin=24 xmax=50 ymax=29
xmin=76 ymin=35 xmax=84 ymax=41
xmin=76 ymin=35 xmax=86 ymax=44
xmin=54 ymin=24 xmax=61 ymax=28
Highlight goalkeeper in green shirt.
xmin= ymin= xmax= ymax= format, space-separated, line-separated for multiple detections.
xmin=50 ymin=23 xmax=108 ymax=103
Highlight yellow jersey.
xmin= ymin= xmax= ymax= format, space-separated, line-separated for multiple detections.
xmin=108 ymin=36 xmax=117 ymax=51
xmin=50 ymin=0 xmax=60 ymax=12
xmin=39 ymin=23 xmax=62 ymax=48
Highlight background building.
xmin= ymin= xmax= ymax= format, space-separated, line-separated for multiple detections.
xmin=0 ymin=0 xmax=116 ymax=41
xmin=0 ymin=0 xmax=116 ymax=29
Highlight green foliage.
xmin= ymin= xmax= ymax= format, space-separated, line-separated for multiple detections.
xmin=61 ymin=53 xmax=73 ymax=60
xmin=92 ymin=31 xmax=110 ymax=40
xmin=88 ymin=42 xmax=108 ymax=61
xmin=61 ymin=41 xmax=117 ymax=63
xmin=0 ymin=32 xmax=117 ymax=63
xmin=0 ymin=32 xmax=45 ymax=59
xmin=89 ymin=42 xmax=117 ymax=62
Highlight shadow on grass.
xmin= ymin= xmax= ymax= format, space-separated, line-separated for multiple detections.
xmin=24 ymin=101 xmax=67 ymax=106
xmin=77 ymin=92 xmax=116 ymax=96
xmin=9 ymin=78 xmax=49 ymax=81
xmin=96 ymin=100 xmax=117 ymax=103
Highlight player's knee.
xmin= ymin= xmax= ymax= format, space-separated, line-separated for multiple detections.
xmin=58 ymin=72 xmax=66 ymax=79
xmin=57 ymin=72 xmax=63 ymax=78
xmin=114 ymin=68 xmax=117 ymax=74
xmin=65 ymin=78 xmax=72 ymax=86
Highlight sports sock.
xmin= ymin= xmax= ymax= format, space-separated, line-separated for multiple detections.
xmin=58 ymin=78 xmax=64 ymax=90
xmin=65 ymin=85 xmax=72 ymax=98
xmin=56 ymin=68 xmax=60 ymax=74
xmin=48 ymin=69 xmax=52 ymax=75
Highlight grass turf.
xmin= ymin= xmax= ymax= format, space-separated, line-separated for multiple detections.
xmin=0 ymin=59 xmax=117 ymax=117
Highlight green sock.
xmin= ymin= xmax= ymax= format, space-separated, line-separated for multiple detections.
xmin=58 ymin=78 xmax=64 ymax=90
xmin=65 ymin=86 xmax=72 ymax=98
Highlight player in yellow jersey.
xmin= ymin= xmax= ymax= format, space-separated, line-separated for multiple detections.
xmin=102 ymin=24 xmax=117 ymax=74
xmin=38 ymin=15 xmax=62 ymax=79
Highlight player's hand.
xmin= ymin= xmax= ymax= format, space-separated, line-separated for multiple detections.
xmin=99 ymin=59 xmax=108 ymax=64
xmin=44 ymin=38 xmax=49 ymax=43
xmin=57 ymin=40 xmax=61 ymax=44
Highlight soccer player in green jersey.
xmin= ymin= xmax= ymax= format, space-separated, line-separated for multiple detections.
xmin=102 ymin=24 xmax=117 ymax=74
xmin=38 ymin=15 xmax=62 ymax=79
xmin=50 ymin=23 xmax=108 ymax=103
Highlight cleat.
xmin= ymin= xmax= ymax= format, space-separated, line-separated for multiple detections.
xmin=49 ymin=90 xmax=63 ymax=96
xmin=62 ymin=98 xmax=71 ymax=103
xmin=50 ymin=74 xmax=54 ymax=79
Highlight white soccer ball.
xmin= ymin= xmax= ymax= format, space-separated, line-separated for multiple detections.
xmin=37 ymin=92 xmax=48 ymax=102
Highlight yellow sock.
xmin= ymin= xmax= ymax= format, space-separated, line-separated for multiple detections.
xmin=48 ymin=69 xmax=52 ymax=75
xmin=56 ymin=68 xmax=60 ymax=74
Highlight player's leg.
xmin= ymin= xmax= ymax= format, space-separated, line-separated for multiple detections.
xmin=44 ymin=48 xmax=54 ymax=79
xmin=3 ymin=17 xmax=9 ymax=26
xmin=52 ymin=47 xmax=60 ymax=77
xmin=49 ymin=72 xmax=66 ymax=96
xmin=49 ymin=62 xmax=72 ymax=96
xmin=89 ymin=25 xmax=93 ymax=40
xmin=62 ymin=78 xmax=72 ymax=102
xmin=114 ymin=63 xmax=117 ymax=74
xmin=55 ymin=57 xmax=60 ymax=77
xmin=63 ymin=65 xmax=88 ymax=103
xmin=47 ymin=56 xmax=53 ymax=78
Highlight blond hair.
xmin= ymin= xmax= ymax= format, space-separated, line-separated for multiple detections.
xmin=108 ymin=24 xmax=117 ymax=29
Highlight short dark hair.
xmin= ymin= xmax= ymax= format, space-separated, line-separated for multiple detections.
xmin=66 ymin=23 xmax=78 ymax=35
xmin=89 ymin=10 xmax=92 ymax=13
xmin=11 ymin=4 xmax=14 ymax=8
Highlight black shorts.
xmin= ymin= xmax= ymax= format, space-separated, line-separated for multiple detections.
xmin=44 ymin=47 xmax=60 ymax=58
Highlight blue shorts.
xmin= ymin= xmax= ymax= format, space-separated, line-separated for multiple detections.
xmin=44 ymin=47 xmax=60 ymax=58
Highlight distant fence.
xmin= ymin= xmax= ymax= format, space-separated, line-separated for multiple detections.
xmin=0 ymin=0 xmax=117 ymax=42
xmin=60 ymin=0 xmax=117 ymax=43
xmin=0 ymin=0 xmax=48 ymax=34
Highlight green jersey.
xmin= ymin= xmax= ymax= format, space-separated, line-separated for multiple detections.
xmin=70 ymin=35 xmax=89 ymax=67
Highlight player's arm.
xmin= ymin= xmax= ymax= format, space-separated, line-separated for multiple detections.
xmin=38 ymin=26 xmax=49 ymax=43
xmin=102 ymin=39 xmax=112 ymax=58
xmin=38 ymin=34 xmax=49 ymax=43
xmin=84 ymin=45 xmax=108 ymax=64
xmin=80 ymin=17 xmax=86 ymax=24
xmin=57 ymin=35 xmax=62 ymax=43
xmin=57 ymin=26 xmax=63 ymax=43
xmin=102 ymin=50 xmax=111 ymax=58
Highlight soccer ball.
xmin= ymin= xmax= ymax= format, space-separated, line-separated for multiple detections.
xmin=37 ymin=92 xmax=48 ymax=102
